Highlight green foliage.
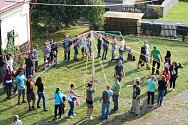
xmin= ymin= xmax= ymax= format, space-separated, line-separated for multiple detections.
xmin=32 ymin=0 xmax=104 ymax=38
xmin=6 ymin=30 xmax=19 ymax=55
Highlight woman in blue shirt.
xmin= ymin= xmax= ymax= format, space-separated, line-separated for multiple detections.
xmin=54 ymin=88 xmax=66 ymax=119
xmin=147 ymin=75 xmax=157 ymax=108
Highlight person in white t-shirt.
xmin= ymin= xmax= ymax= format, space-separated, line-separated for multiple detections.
xmin=6 ymin=55 xmax=14 ymax=72
xmin=12 ymin=115 xmax=22 ymax=125
xmin=81 ymin=36 xmax=87 ymax=58
xmin=143 ymin=40 xmax=150 ymax=69
xmin=119 ymin=37 xmax=125 ymax=61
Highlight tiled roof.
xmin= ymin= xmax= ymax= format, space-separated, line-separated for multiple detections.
xmin=0 ymin=0 xmax=24 ymax=13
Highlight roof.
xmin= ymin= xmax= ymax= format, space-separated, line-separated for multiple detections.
xmin=104 ymin=11 xmax=144 ymax=20
xmin=0 ymin=0 xmax=24 ymax=14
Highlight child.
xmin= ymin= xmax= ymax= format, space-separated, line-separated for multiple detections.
xmin=73 ymin=35 xmax=79 ymax=61
xmin=100 ymin=85 xmax=113 ymax=120
xmin=164 ymin=50 xmax=171 ymax=69
xmin=26 ymin=75 xmax=36 ymax=111
xmin=86 ymin=82 xmax=96 ymax=120
xmin=81 ymin=36 xmax=87 ymax=58
xmin=68 ymin=83 xmax=81 ymax=118
xmin=111 ymin=36 xmax=116 ymax=61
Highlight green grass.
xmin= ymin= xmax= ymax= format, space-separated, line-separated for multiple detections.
xmin=0 ymin=26 xmax=188 ymax=125
xmin=158 ymin=1 xmax=188 ymax=22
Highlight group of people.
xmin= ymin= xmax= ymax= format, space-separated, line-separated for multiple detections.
xmin=0 ymin=32 xmax=184 ymax=124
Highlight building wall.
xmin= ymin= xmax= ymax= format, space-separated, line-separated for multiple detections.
xmin=0 ymin=4 xmax=30 ymax=50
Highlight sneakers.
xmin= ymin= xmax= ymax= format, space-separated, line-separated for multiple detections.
xmin=173 ymin=89 xmax=175 ymax=91
xmin=44 ymin=109 xmax=48 ymax=111
xmin=89 ymin=116 xmax=93 ymax=120
xmin=37 ymin=106 xmax=41 ymax=108
xmin=68 ymin=116 xmax=74 ymax=119
xmin=17 ymin=102 xmax=21 ymax=105
xmin=32 ymin=106 xmax=36 ymax=110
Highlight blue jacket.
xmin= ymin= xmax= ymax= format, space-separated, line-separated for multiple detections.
xmin=54 ymin=91 xmax=65 ymax=105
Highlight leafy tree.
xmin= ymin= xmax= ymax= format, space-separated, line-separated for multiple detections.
xmin=31 ymin=0 xmax=104 ymax=36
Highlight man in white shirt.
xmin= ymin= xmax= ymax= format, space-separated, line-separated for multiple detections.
xmin=81 ymin=36 xmax=87 ymax=58
xmin=119 ymin=37 xmax=125 ymax=61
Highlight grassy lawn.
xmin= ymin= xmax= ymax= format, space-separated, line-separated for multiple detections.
xmin=158 ymin=1 xmax=188 ymax=22
xmin=0 ymin=26 xmax=188 ymax=125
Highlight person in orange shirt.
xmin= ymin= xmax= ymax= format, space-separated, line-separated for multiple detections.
xmin=160 ymin=67 xmax=171 ymax=97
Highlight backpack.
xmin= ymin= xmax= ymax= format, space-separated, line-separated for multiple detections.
xmin=103 ymin=90 xmax=110 ymax=103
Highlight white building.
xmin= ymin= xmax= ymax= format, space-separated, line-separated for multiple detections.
xmin=0 ymin=0 xmax=30 ymax=50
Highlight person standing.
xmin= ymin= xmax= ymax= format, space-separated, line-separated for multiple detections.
xmin=137 ymin=45 xmax=147 ymax=70
xmin=33 ymin=45 xmax=39 ymax=72
xmin=111 ymin=36 xmax=117 ymax=61
xmin=97 ymin=35 xmax=103 ymax=58
xmin=86 ymin=82 xmax=96 ymax=120
xmin=147 ymin=75 xmax=156 ymax=108
xmin=16 ymin=70 xmax=27 ymax=105
xmin=63 ymin=35 xmax=71 ymax=62
xmin=54 ymin=88 xmax=66 ymax=119
xmin=169 ymin=62 xmax=181 ymax=91
xmin=160 ymin=67 xmax=171 ymax=97
xmin=143 ymin=40 xmax=150 ymax=69
xmin=68 ymin=83 xmax=81 ymax=118
xmin=73 ymin=36 xmax=79 ymax=61
xmin=114 ymin=60 xmax=125 ymax=82
xmin=26 ymin=75 xmax=36 ymax=111
xmin=150 ymin=46 xmax=163 ymax=75
xmin=100 ymin=85 xmax=113 ymax=120
xmin=102 ymin=35 xmax=109 ymax=60
xmin=119 ymin=37 xmax=125 ymax=61
xmin=35 ymin=77 xmax=48 ymax=111
xmin=87 ymin=34 xmax=92 ymax=57
xmin=157 ymin=75 xmax=167 ymax=106
xmin=81 ymin=36 xmax=87 ymax=58
xmin=4 ymin=66 xmax=13 ymax=99
xmin=25 ymin=54 xmax=33 ymax=78
xmin=112 ymin=75 xmax=121 ymax=112
xmin=42 ymin=43 xmax=51 ymax=61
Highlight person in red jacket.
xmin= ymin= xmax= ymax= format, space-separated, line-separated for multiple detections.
xmin=160 ymin=67 xmax=171 ymax=97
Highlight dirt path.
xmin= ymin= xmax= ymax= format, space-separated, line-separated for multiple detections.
xmin=126 ymin=90 xmax=188 ymax=125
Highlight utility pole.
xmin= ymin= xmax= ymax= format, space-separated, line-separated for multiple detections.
xmin=91 ymin=31 xmax=95 ymax=85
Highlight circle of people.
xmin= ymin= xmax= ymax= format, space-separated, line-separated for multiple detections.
xmin=0 ymin=33 xmax=183 ymax=124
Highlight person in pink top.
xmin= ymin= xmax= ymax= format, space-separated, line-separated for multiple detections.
xmin=160 ymin=67 xmax=171 ymax=97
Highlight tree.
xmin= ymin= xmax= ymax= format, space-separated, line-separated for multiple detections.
xmin=31 ymin=0 xmax=104 ymax=35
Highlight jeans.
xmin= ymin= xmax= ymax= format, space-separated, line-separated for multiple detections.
xmin=132 ymin=99 xmax=140 ymax=115
xmin=147 ymin=91 xmax=155 ymax=105
xmin=5 ymin=83 xmax=12 ymax=98
xmin=88 ymin=46 xmax=92 ymax=57
xmin=64 ymin=50 xmax=70 ymax=61
xmin=26 ymin=68 xmax=33 ymax=78
xmin=157 ymin=89 xmax=165 ymax=105
xmin=54 ymin=104 xmax=62 ymax=117
xmin=97 ymin=46 xmax=101 ymax=57
xmin=112 ymin=95 xmax=119 ymax=111
xmin=37 ymin=92 xmax=46 ymax=110
xmin=119 ymin=49 xmax=124 ymax=61
xmin=35 ymin=61 xmax=38 ymax=72
xmin=101 ymin=102 xmax=110 ymax=119
xmin=102 ymin=47 xmax=108 ymax=59
xmin=170 ymin=75 xmax=177 ymax=89
xmin=152 ymin=60 xmax=160 ymax=74
xmin=68 ymin=101 xmax=74 ymax=116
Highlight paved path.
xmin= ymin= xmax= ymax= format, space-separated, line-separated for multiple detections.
xmin=126 ymin=90 xmax=188 ymax=125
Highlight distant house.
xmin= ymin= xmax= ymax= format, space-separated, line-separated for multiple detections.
xmin=0 ymin=0 xmax=30 ymax=50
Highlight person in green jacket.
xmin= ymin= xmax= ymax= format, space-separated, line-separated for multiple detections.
xmin=112 ymin=75 xmax=121 ymax=112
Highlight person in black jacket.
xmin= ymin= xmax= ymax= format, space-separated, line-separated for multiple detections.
xmin=169 ymin=62 xmax=181 ymax=91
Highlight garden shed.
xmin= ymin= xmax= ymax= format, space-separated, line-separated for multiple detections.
xmin=104 ymin=11 xmax=144 ymax=35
